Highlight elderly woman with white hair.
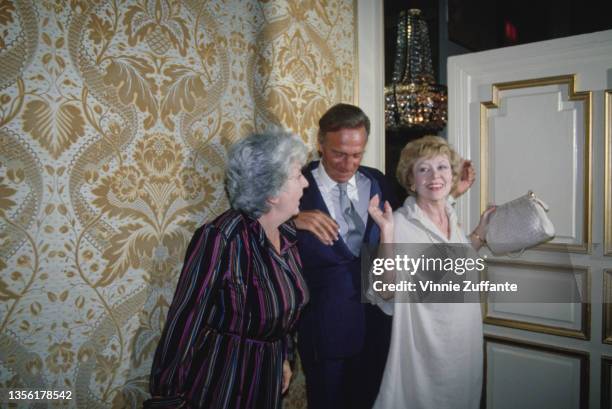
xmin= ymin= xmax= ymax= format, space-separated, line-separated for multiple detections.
xmin=146 ymin=131 xmax=310 ymax=409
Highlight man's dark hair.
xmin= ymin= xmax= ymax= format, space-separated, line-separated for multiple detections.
xmin=317 ymin=103 xmax=370 ymax=144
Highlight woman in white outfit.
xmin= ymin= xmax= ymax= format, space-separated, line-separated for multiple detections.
xmin=367 ymin=136 xmax=495 ymax=409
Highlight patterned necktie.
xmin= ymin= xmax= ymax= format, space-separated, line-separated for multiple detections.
xmin=337 ymin=182 xmax=365 ymax=256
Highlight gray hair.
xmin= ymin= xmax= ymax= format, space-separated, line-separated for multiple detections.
xmin=226 ymin=130 xmax=309 ymax=218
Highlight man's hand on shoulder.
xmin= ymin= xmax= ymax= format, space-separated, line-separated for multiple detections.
xmin=293 ymin=210 xmax=339 ymax=245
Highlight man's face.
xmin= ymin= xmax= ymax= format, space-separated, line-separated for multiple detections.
xmin=319 ymin=126 xmax=367 ymax=183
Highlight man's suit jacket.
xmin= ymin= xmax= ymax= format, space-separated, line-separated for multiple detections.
xmin=297 ymin=161 xmax=395 ymax=359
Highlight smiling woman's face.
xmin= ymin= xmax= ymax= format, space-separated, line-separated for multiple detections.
xmin=412 ymin=154 xmax=453 ymax=203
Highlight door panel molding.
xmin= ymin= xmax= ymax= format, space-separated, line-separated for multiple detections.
xmin=602 ymin=356 xmax=612 ymax=409
xmin=485 ymin=335 xmax=589 ymax=409
xmin=482 ymin=259 xmax=590 ymax=339
xmin=604 ymin=269 xmax=612 ymax=344
xmin=480 ymin=75 xmax=592 ymax=253
xmin=605 ymin=90 xmax=612 ymax=256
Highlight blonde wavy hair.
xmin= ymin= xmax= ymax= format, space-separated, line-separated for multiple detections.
xmin=396 ymin=135 xmax=462 ymax=195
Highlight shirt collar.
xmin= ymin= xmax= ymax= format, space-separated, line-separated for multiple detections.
xmin=244 ymin=212 xmax=267 ymax=246
xmin=279 ymin=221 xmax=298 ymax=252
xmin=244 ymin=212 xmax=297 ymax=254
xmin=402 ymin=195 xmax=456 ymax=222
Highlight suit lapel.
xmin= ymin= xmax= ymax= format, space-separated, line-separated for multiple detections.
xmin=302 ymin=162 xmax=332 ymax=215
xmin=302 ymin=162 xmax=384 ymax=250
xmin=301 ymin=161 xmax=357 ymax=259
xmin=361 ymin=168 xmax=382 ymax=245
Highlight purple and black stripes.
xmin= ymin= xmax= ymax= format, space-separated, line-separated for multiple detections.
xmin=147 ymin=210 xmax=308 ymax=409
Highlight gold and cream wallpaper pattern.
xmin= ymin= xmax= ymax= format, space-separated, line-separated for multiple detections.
xmin=0 ymin=0 xmax=356 ymax=407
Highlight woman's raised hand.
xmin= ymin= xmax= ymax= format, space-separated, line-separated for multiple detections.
xmin=368 ymin=194 xmax=394 ymax=243
xmin=453 ymin=159 xmax=476 ymax=198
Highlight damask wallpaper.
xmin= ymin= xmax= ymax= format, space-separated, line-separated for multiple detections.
xmin=0 ymin=0 xmax=356 ymax=407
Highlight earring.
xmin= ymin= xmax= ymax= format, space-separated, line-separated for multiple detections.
xmin=410 ymin=184 xmax=416 ymax=191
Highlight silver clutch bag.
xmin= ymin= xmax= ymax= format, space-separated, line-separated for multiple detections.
xmin=485 ymin=191 xmax=555 ymax=255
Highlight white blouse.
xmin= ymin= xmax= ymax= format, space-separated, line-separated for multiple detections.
xmin=372 ymin=196 xmax=483 ymax=409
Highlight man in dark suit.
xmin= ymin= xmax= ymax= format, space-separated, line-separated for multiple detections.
xmin=294 ymin=103 xmax=396 ymax=409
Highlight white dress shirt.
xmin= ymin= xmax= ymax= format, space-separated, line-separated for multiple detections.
xmin=312 ymin=162 xmax=371 ymax=240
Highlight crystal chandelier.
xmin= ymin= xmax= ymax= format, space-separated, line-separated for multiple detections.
xmin=384 ymin=9 xmax=447 ymax=130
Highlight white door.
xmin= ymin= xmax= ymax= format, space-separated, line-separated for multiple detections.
xmin=448 ymin=30 xmax=612 ymax=409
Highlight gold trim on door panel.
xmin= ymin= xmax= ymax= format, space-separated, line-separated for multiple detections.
xmin=602 ymin=355 xmax=612 ymax=409
xmin=484 ymin=335 xmax=589 ymax=409
xmin=482 ymin=259 xmax=590 ymax=339
xmin=605 ymin=90 xmax=612 ymax=256
xmin=603 ymin=270 xmax=612 ymax=344
xmin=480 ymin=75 xmax=592 ymax=253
